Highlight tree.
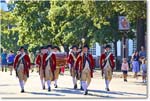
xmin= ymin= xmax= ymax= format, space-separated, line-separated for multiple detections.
xmin=12 ymin=1 xmax=52 ymax=51
xmin=0 ymin=9 xmax=19 ymax=52
xmin=112 ymin=1 xmax=147 ymax=51
xmin=48 ymin=1 xmax=102 ymax=52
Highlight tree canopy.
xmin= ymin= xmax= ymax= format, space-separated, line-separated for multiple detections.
xmin=0 ymin=0 xmax=146 ymax=52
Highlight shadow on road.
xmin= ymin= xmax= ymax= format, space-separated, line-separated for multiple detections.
xmin=53 ymin=88 xmax=83 ymax=94
xmin=0 ymin=92 xmax=16 ymax=95
xmin=133 ymin=81 xmax=147 ymax=86
xmin=0 ymin=84 xmax=18 ymax=86
xmin=26 ymin=91 xmax=65 ymax=96
xmin=88 ymin=89 xmax=147 ymax=97
xmin=88 ymin=93 xmax=116 ymax=98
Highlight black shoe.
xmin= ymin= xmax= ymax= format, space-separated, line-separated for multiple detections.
xmin=21 ymin=89 xmax=24 ymax=93
xmin=5 ymin=68 xmax=7 ymax=72
xmin=54 ymin=84 xmax=58 ymax=88
xmin=43 ymin=86 xmax=45 ymax=90
xmin=48 ymin=87 xmax=51 ymax=92
xmin=84 ymin=90 xmax=88 ymax=95
xmin=80 ymin=86 xmax=83 ymax=90
xmin=2 ymin=68 xmax=4 ymax=72
xmin=125 ymin=79 xmax=127 ymax=82
xmin=74 ymin=84 xmax=77 ymax=89
xmin=106 ymin=88 xmax=110 ymax=91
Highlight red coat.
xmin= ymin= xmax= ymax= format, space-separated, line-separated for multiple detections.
xmin=43 ymin=53 xmax=56 ymax=73
xmin=35 ymin=54 xmax=44 ymax=69
xmin=14 ymin=53 xmax=31 ymax=75
xmin=67 ymin=52 xmax=78 ymax=67
xmin=100 ymin=52 xmax=115 ymax=70
xmin=75 ymin=53 xmax=95 ymax=77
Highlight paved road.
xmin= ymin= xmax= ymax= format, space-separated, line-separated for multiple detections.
xmin=0 ymin=69 xmax=147 ymax=99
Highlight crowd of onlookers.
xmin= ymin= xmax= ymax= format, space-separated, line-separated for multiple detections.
xmin=121 ymin=46 xmax=147 ymax=83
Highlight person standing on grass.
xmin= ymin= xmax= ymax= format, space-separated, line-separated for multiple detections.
xmin=121 ymin=58 xmax=129 ymax=82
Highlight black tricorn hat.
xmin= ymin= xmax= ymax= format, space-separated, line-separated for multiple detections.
xmin=47 ymin=45 xmax=52 ymax=48
xmin=40 ymin=46 xmax=45 ymax=50
xmin=52 ymin=46 xmax=60 ymax=50
xmin=83 ymin=44 xmax=89 ymax=49
xmin=105 ymin=45 xmax=111 ymax=49
xmin=19 ymin=46 xmax=24 ymax=51
xmin=70 ymin=45 xmax=78 ymax=49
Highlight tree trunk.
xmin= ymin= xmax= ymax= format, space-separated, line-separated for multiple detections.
xmin=63 ymin=45 xmax=69 ymax=55
xmin=136 ymin=18 xmax=145 ymax=51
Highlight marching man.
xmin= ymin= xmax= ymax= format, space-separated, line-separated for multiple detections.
xmin=67 ymin=45 xmax=79 ymax=89
xmin=52 ymin=46 xmax=61 ymax=88
xmin=100 ymin=45 xmax=115 ymax=91
xmin=75 ymin=44 xmax=95 ymax=95
xmin=14 ymin=47 xmax=31 ymax=93
xmin=43 ymin=45 xmax=56 ymax=91
xmin=35 ymin=46 xmax=46 ymax=90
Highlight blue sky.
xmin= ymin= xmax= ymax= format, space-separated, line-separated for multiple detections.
xmin=0 ymin=1 xmax=8 ymax=11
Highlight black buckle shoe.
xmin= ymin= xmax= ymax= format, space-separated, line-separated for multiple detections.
xmin=48 ymin=87 xmax=51 ymax=92
xmin=80 ymin=86 xmax=83 ymax=90
xmin=43 ymin=86 xmax=45 ymax=90
xmin=21 ymin=89 xmax=24 ymax=93
xmin=106 ymin=88 xmax=110 ymax=91
xmin=84 ymin=90 xmax=88 ymax=95
xmin=54 ymin=84 xmax=58 ymax=88
xmin=74 ymin=84 xmax=77 ymax=89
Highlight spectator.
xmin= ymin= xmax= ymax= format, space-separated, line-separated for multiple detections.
xmin=121 ymin=58 xmax=129 ymax=82
xmin=131 ymin=51 xmax=140 ymax=79
xmin=141 ymin=58 xmax=147 ymax=83
xmin=139 ymin=46 xmax=146 ymax=59
xmin=7 ymin=50 xmax=15 ymax=75
xmin=1 ymin=49 xmax=7 ymax=72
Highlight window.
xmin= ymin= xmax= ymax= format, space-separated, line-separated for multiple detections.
xmin=89 ymin=44 xmax=96 ymax=55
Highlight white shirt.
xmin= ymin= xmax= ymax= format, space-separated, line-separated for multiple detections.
xmin=104 ymin=59 xmax=111 ymax=69
xmin=83 ymin=60 xmax=90 ymax=72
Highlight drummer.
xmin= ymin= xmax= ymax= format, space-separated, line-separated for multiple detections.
xmin=52 ymin=46 xmax=61 ymax=88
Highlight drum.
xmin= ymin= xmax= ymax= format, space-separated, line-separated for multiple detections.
xmin=54 ymin=52 xmax=67 ymax=67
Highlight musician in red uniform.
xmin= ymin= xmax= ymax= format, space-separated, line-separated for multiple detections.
xmin=100 ymin=45 xmax=115 ymax=91
xmin=52 ymin=46 xmax=61 ymax=88
xmin=35 ymin=46 xmax=46 ymax=90
xmin=75 ymin=44 xmax=95 ymax=95
xmin=43 ymin=45 xmax=56 ymax=91
xmin=67 ymin=45 xmax=79 ymax=89
xmin=14 ymin=46 xmax=31 ymax=93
